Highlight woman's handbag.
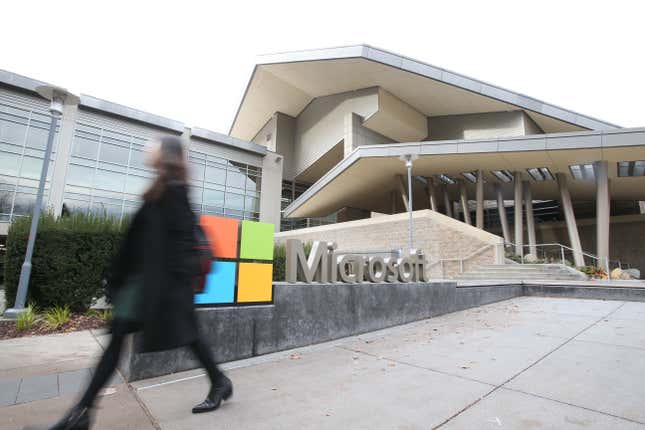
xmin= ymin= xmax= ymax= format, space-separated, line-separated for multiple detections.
xmin=191 ymin=224 xmax=213 ymax=293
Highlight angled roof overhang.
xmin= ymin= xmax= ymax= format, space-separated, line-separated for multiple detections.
xmin=230 ymin=45 xmax=620 ymax=141
xmin=284 ymin=127 xmax=645 ymax=218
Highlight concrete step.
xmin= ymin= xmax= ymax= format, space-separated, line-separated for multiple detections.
xmin=476 ymin=264 xmax=574 ymax=270
xmin=455 ymin=274 xmax=584 ymax=280
xmin=455 ymin=263 xmax=587 ymax=281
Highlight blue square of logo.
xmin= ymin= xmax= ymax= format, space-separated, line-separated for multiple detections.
xmin=194 ymin=261 xmax=236 ymax=305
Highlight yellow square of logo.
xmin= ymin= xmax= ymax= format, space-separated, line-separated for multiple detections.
xmin=237 ymin=263 xmax=273 ymax=303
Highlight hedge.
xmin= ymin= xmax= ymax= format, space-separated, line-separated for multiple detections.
xmin=4 ymin=213 xmax=125 ymax=312
xmin=272 ymin=242 xmax=311 ymax=282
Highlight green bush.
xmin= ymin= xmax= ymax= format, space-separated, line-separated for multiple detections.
xmin=578 ymin=265 xmax=608 ymax=279
xmin=4 ymin=213 xmax=125 ymax=312
xmin=272 ymin=242 xmax=312 ymax=282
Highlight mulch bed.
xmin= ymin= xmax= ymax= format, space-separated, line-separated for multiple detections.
xmin=0 ymin=313 xmax=109 ymax=340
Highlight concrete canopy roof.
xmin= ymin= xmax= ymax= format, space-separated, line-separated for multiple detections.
xmin=230 ymin=45 xmax=620 ymax=141
xmin=284 ymin=127 xmax=645 ymax=218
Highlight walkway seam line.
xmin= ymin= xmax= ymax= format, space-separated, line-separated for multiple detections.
xmin=432 ymin=301 xmax=628 ymax=429
xmin=335 ymin=345 xmax=496 ymax=388
xmin=500 ymin=386 xmax=645 ymax=426
xmin=89 ymin=329 xmax=162 ymax=430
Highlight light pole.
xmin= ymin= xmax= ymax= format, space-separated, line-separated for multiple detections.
xmin=4 ymin=86 xmax=79 ymax=319
xmin=399 ymin=154 xmax=418 ymax=251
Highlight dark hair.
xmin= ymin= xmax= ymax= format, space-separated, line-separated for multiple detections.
xmin=143 ymin=136 xmax=187 ymax=202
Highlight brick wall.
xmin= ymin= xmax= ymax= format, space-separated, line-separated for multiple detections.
xmin=275 ymin=210 xmax=504 ymax=279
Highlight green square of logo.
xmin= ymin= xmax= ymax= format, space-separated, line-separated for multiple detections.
xmin=240 ymin=221 xmax=274 ymax=261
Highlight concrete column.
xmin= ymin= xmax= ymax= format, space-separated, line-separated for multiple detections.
xmin=426 ymin=177 xmax=438 ymax=211
xmin=523 ymin=180 xmax=537 ymax=256
xmin=595 ymin=161 xmax=610 ymax=265
xmin=48 ymin=103 xmax=79 ymax=217
xmin=556 ymin=173 xmax=585 ymax=267
xmin=494 ymin=184 xmax=511 ymax=243
xmin=397 ymin=175 xmax=410 ymax=212
xmin=442 ymin=185 xmax=453 ymax=217
xmin=476 ymin=170 xmax=484 ymax=229
xmin=459 ymin=181 xmax=471 ymax=225
xmin=259 ymin=152 xmax=284 ymax=230
xmin=513 ymin=172 xmax=523 ymax=256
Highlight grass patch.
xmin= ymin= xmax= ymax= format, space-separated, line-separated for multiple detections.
xmin=44 ymin=305 xmax=71 ymax=329
xmin=15 ymin=304 xmax=40 ymax=331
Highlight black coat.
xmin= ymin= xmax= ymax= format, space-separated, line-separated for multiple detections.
xmin=109 ymin=183 xmax=198 ymax=352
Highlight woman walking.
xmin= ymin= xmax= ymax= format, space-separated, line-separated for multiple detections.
xmin=42 ymin=136 xmax=231 ymax=429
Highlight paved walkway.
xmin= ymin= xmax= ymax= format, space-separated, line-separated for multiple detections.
xmin=3 ymin=296 xmax=645 ymax=429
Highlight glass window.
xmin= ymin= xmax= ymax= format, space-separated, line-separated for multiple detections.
xmin=0 ymin=189 xmax=13 ymax=214
xmin=67 ymin=165 xmax=94 ymax=187
xmin=63 ymin=198 xmax=90 ymax=214
xmin=0 ymin=142 xmax=22 ymax=154
xmin=95 ymin=169 xmax=125 ymax=192
xmin=19 ymin=157 xmax=44 ymax=180
xmin=189 ymin=162 xmax=205 ymax=181
xmin=205 ymin=166 xmax=226 ymax=184
xmin=189 ymin=186 xmax=203 ymax=204
xmin=0 ymin=119 xmax=27 ymax=145
xmin=100 ymin=143 xmax=129 ymax=165
xmin=225 ymin=208 xmax=244 ymax=220
xmin=0 ymin=152 xmax=20 ymax=176
xmin=13 ymin=192 xmax=36 ymax=216
xmin=91 ymin=202 xmax=122 ymax=219
xmin=73 ymin=136 xmax=100 ymax=159
xmin=245 ymin=196 xmax=259 ymax=213
xmin=124 ymin=174 xmax=150 ymax=196
xmin=129 ymin=149 xmax=147 ymax=169
xmin=225 ymin=192 xmax=244 ymax=210
xmin=26 ymin=126 xmax=49 ymax=150
xmin=246 ymin=176 xmax=260 ymax=193
xmin=226 ymin=170 xmax=246 ymax=189
xmin=203 ymin=188 xmax=225 ymax=207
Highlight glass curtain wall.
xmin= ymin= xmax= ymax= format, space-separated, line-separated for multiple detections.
xmin=0 ymin=101 xmax=56 ymax=221
xmin=280 ymin=180 xmax=336 ymax=231
xmin=63 ymin=123 xmax=263 ymax=222
xmin=187 ymin=150 xmax=261 ymax=221
xmin=63 ymin=122 xmax=155 ymax=220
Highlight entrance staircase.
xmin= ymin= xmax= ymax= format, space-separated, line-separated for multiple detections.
xmin=454 ymin=263 xmax=588 ymax=281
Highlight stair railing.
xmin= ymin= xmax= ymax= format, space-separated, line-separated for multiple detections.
xmin=503 ymin=241 xmax=633 ymax=283
xmin=428 ymin=244 xmax=495 ymax=278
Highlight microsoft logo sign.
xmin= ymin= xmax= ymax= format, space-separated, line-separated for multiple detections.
xmin=195 ymin=215 xmax=274 ymax=306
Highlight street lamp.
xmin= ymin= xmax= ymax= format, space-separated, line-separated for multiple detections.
xmin=399 ymin=154 xmax=418 ymax=251
xmin=4 ymin=86 xmax=79 ymax=319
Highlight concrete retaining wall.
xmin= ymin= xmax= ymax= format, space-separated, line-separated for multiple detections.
xmin=119 ymin=280 xmax=645 ymax=381
xmin=120 ymin=280 xmax=521 ymax=381
xmin=523 ymin=284 xmax=645 ymax=302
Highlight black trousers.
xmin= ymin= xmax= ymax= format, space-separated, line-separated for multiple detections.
xmin=79 ymin=319 xmax=223 ymax=408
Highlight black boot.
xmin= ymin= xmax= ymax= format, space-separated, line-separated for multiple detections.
xmin=25 ymin=405 xmax=91 ymax=430
xmin=192 ymin=375 xmax=233 ymax=414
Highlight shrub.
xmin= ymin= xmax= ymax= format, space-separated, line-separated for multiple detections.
xmin=578 ymin=265 xmax=608 ymax=279
xmin=87 ymin=308 xmax=113 ymax=322
xmin=15 ymin=304 xmax=39 ymax=331
xmin=272 ymin=242 xmax=312 ymax=282
xmin=44 ymin=305 xmax=71 ymax=329
xmin=4 ymin=213 xmax=125 ymax=312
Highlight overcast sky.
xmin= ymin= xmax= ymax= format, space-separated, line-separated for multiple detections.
xmin=2 ymin=1 xmax=643 ymax=134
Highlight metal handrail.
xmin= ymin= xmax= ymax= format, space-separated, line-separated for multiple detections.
xmin=503 ymin=241 xmax=633 ymax=281
xmin=428 ymin=244 xmax=495 ymax=278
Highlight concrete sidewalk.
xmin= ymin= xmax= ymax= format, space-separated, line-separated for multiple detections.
xmin=131 ymin=296 xmax=645 ymax=429
xmin=3 ymin=296 xmax=645 ymax=429
xmin=0 ymin=330 xmax=155 ymax=429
